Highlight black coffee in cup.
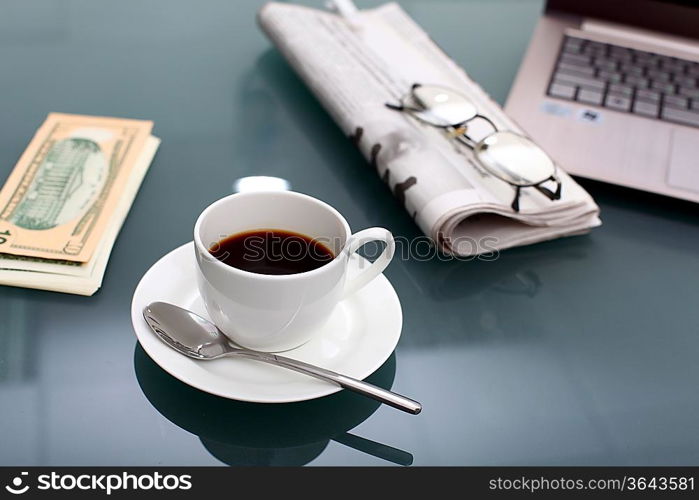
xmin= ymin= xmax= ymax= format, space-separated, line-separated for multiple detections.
xmin=209 ymin=229 xmax=335 ymax=275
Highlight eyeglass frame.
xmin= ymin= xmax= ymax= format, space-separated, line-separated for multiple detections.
xmin=386 ymin=83 xmax=562 ymax=212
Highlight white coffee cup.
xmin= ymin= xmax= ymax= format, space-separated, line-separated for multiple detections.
xmin=193 ymin=191 xmax=395 ymax=352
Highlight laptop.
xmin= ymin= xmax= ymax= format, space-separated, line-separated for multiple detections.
xmin=505 ymin=0 xmax=699 ymax=203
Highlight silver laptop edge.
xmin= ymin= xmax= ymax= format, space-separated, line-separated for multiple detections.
xmin=505 ymin=0 xmax=699 ymax=203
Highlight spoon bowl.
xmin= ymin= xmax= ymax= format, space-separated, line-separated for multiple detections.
xmin=144 ymin=302 xmax=230 ymax=359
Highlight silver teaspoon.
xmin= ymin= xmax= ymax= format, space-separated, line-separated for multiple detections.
xmin=142 ymin=302 xmax=422 ymax=415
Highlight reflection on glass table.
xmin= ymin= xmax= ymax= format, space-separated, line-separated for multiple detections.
xmin=134 ymin=346 xmax=412 ymax=466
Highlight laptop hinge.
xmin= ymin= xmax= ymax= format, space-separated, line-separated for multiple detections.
xmin=565 ymin=19 xmax=699 ymax=61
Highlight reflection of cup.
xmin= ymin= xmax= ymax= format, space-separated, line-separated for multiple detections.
xmin=194 ymin=191 xmax=395 ymax=352
xmin=133 ymin=346 xmax=412 ymax=466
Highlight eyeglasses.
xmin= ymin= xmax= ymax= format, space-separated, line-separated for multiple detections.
xmin=386 ymin=84 xmax=561 ymax=212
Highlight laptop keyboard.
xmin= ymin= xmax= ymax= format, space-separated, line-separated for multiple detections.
xmin=547 ymin=35 xmax=699 ymax=128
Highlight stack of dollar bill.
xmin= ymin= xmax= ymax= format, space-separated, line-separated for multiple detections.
xmin=0 ymin=113 xmax=160 ymax=296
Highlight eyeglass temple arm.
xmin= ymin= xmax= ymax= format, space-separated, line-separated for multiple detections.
xmin=386 ymin=102 xmax=437 ymax=116
xmin=534 ymin=176 xmax=562 ymax=201
xmin=511 ymin=186 xmax=522 ymax=212
xmin=512 ymin=176 xmax=562 ymax=212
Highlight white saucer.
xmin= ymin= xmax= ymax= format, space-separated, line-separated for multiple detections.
xmin=130 ymin=242 xmax=403 ymax=403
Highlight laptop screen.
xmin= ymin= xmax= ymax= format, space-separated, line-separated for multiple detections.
xmin=547 ymin=0 xmax=699 ymax=40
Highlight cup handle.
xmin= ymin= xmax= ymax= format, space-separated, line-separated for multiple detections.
xmin=343 ymin=227 xmax=395 ymax=298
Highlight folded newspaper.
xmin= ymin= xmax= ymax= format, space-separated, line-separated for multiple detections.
xmin=259 ymin=1 xmax=601 ymax=255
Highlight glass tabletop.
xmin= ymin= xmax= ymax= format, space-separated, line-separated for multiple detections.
xmin=1 ymin=0 xmax=698 ymax=466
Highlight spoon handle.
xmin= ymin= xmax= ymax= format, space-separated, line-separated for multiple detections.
xmin=237 ymin=351 xmax=422 ymax=415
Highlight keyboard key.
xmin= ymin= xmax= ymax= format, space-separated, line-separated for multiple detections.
xmin=661 ymin=107 xmax=699 ymax=127
xmin=634 ymin=52 xmax=655 ymax=64
xmin=621 ymin=64 xmax=645 ymax=77
xmin=636 ymin=89 xmax=660 ymax=102
xmin=557 ymin=62 xmax=596 ymax=76
xmin=657 ymin=54 xmax=676 ymax=67
xmin=610 ymin=45 xmax=630 ymax=54
xmin=610 ymin=52 xmax=633 ymax=63
xmin=674 ymin=76 xmax=696 ymax=87
xmin=553 ymin=74 xmax=605 ymax=90
xmin=643 ymin=55 xmax=662 ymax=67
xmin=598 ymin=70 xmax=623 ymax=83
xmin=625 ymin=75 xmax=649 ymax=88
xmin=578 ymin=88 xmax=604 ymax=105
xmin=662 ymin=59 xmax=686 ymax=73
xmin=587 ymin=41 xmax=607 ymax=52
xmin=548 ymin=82 xmax=576 ymax=99
xmin=563 ymin=37 xmax=584 ymax=53
xmin=633 ymin=100 xmax=659 ymax=117
xmin=583 ymin=48 xmax=606 ymax=59
xmin=651 ymin=81 xmax=676 ymax=93
xmin=678 ymin=87 xmax=699 ymax=99
xmin=691 ymin=100 xmax=699 ymax=111
xmin=606 ymin=94 xmax=632 ymax=111
xmin=647 ymin=69 xmax=671 ymax=81
xmin=664 ymin=95 xmax=689 ymax=109
xmin=560 ymin=53 xmax=590 ymax=66
xmin=609 ymin=84 xmax=633 ymax=97
xmin=595 ymin=59 xmax=618 ymax=71
xmin=610 ymin=46 xmax=632 ymax=58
